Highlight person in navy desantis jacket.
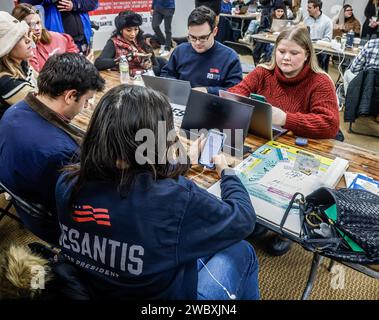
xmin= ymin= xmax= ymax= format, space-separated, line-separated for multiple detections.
xmin=18 ymin=0 xmax=98 ymax=54
xmin=0 ymin=53 xmax=105 ymax=245
xmin=160 ymin=6 xmax=242 ymax=95
xmin=55 ymin=84 xmax=259 ymax=300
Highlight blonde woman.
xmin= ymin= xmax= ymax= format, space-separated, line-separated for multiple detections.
xmin=230 ymin=26 xmax=339 ymax=140
xmin=0 ymin=11 xmax=36 ymax=119
xmin=290 ymin=0 xmax=304 ymax=24
xmin=12 ymin=3 xmax=79 ymax=73
xmin=229 ymin=26 xmax=340 ymax=256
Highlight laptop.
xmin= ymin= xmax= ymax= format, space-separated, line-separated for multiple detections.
xmin=180 ymin=90 xmax=254 ymax=156
xmin=270 ymin=19 xmax=294 ymax=33
xmin=219 ymin=90 xmax=288 ymax=140
xmin=142 ymin=75 xmax=192 ymax=106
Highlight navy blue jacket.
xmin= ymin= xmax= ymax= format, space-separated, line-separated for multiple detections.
xmin=220 ymin=2 xmax=233 ymax=14
xmin=55 ymin=170 xmax=256 ymax=299
xmin=0 ymin=100 xmax=80 ymax=243
xmin=152 ymin=0 xmax=175 ymax=9
xmin=160 ymin=41 xmax=242 ymax=95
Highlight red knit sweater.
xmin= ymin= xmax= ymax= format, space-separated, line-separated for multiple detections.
xmin=228 ymin=64 xmax=340 ymax=139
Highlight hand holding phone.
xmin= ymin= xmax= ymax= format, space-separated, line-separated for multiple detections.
xmin=212 ymin=153 xmax=229 ymax=177
xmin=199 ymin=129 xmax=226 ymax=169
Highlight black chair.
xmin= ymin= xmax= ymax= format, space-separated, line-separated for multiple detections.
xmin=0 ymin=181 xmax=52 ymax=225
xmin=0 ymin=182 xmax=22 ymax=224
xmin=344 ymin=69 xmax=379 ymax=138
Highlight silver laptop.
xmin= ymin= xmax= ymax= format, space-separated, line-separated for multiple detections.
xmin=142 ymin=75 xmax=192 ymax=106
xmin=219 ymin=90 xmax=288 ymax=140
xmin=270 ymin=19 xmax=294 ymax=33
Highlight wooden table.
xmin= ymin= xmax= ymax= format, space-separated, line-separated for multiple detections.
xmin=251 ymin=32 xmax=360 ymax=59
xmin=73 ymin=70 xmax=379 ymax=187
xmin=72 ymin=71 xmax=379 ymax=299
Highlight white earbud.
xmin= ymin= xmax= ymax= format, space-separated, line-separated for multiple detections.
xmin=199 ymin=259 xmax=237 ymax=300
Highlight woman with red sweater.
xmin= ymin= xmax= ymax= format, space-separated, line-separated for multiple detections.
xmin=229 ymin=26 xmax=339 ymax=140
xmin=229 ymin=26 xmax=340 ymax=256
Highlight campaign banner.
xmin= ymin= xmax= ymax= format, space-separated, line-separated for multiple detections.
xmin=92 ymin=0 xmax=153 ymax=15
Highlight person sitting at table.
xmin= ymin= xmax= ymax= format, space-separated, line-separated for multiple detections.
xmin=94 ymin=11 xmax=166 ymax=77
xmin=252 ymin=1 xmax=288 ymax=64
xmin=289 ymin=0 xmax=304 ymax=24
xmin=0 ymin=53 xmax=105 ymax=245
xmin=161 ymin=6 xmax=242 ymax=95
xmin=343 ymin=37 xmax=379 ymax=95
xmin=0 ymin=11 xmax=37 ymax=120
xmin=54 ymin=84 xmax=259 ymax=300
xmin=361 ymin=0 xmax=379 ymax=39
xmin=332 ymin=4 xmax=361 ymax=39
xmin=228 ymin=26 xmax=340 ymax=255
xmin=304 ymin=0 xmax=332 ymax=72
xmin=12 ymin=3 xmax=79 ymax=73
xmin=232 ymin=0 xmax=253 ymax=11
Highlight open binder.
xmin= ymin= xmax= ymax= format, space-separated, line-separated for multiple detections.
xmin=207 ymin=141 xmax=349 ymax=236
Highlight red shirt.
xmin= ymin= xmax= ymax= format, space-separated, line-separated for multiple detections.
xmin=228 ymin=64 xmax=339 ymax=139
xmin=29 ymin=31 xmax=79 ymax=73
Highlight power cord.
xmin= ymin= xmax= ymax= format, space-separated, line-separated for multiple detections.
xmin=189 ymin=167 xmax=206 ymax=180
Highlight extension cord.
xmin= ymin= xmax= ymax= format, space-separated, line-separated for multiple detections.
xmin=316 ymin=40 xmax=331 ymax=47
xmin=331 ymin=40 xmax=343 ymax=52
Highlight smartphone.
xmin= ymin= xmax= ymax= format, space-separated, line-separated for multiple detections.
xmin=199 ymin=130 xmax=226 ymax=169
xmin=250 ymin=93 xmax=267 ymax=102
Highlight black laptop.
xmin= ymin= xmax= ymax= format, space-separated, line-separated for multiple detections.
xmin=180 ymin=90 xmax=254 ymax=156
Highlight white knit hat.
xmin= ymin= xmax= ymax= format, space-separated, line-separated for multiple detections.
xmin=0 ymin=11 xmax=29 ymax=58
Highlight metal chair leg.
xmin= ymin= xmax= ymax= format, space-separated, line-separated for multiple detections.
xmin=328 ymin=259 xmax=335 ymax=272
xmin=0 ymin=202 xmax=22 ymax=224
xmin=301 ymin=253 xmax=324 ymax=300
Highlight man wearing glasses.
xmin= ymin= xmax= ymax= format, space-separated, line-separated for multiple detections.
xmin=161 ymin=6 xmax=242 ymax=95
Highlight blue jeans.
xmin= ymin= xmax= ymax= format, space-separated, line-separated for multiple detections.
xmin=197 ymin=240 xmax=260 ymax=300
xmin=247 ymin=20 xmax=260 ymax=34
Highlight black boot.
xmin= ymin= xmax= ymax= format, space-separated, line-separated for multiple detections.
xmin=247 ymin=223 xmax=268 ymax=239
xmin=265 ymin=235 xmax=293 ymax=256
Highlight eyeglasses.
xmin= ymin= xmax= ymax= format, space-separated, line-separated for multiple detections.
xmin=187 ymin=31 xmax=213 ymax=43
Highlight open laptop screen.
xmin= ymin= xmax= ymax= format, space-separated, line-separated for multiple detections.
xmin=142 ymin=75 xmax=192 ymax=106
xmin=219 ymin=90 xmax=287 ymax=140
xmin=181 ymin=90 xmax=254 ymax=155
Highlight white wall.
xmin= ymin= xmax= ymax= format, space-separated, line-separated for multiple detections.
xmin=171 ymin=0 xmax=196 ymax=37
xmin=1 ymin=0 xmax=15 ymax=13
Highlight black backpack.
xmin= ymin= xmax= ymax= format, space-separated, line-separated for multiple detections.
xmin=281 ymin=187 xmax=379 ymax=264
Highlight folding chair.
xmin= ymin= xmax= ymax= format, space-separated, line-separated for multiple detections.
xmin=0 ymin=182 xmax=22 ymax=224
xmin=0 ymin=181 xmax=52 ymax=224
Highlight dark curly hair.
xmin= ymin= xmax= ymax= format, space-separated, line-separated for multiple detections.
xmin=38 ymin=53 xmax=105 ymax=100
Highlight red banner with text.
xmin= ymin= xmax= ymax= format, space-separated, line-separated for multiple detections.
xmin=91 ymin=0 xmax=153 ymax=15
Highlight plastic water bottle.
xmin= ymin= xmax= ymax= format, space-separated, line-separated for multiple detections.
xmin=133 ymin=71 xmax=144 ymax=86
xmin=119 ymin=55 xmax=129 ymax=84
